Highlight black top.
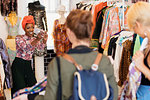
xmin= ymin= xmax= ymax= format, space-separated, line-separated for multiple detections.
xmin=107 ymin=37 xmax=118 ymax=59
xmin=141 ymin=52 xmax=150 ymax=86
xmin=28 ymin=1 xmax=45 ymax=10
xmin=92 ymin=6 xmax=107 ymax=39
xmin=68 ymin=45 xmax=93 ymax=54
xmin=130 ymin=34 xmax=137 ymax=58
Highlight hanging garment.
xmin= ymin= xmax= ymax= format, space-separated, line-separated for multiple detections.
xmin=53 ymin=19 xmax=72 ymax=56
xmin=5 ymin=17 xmax=20 ymax=37
xmin=28 ymin=9 xmax=48 ymax=32
xmin=118 ymin=40 xmax=132 ymax=87
xmin=113 ymin=31 xmax=133 ymax=82
xmin=132 ymin=0 xmax=148 ymax=3
xmin=107 ymin=36 xmax=119 ymax=59
xmin=0 ymin=0 xmax=17 ymax=16
xmin=7 ymin=48 xmax=16 ymax=65
xmin=76 ymin=2 xmax=93 ymax=11
xmin=91 ymin=2 xmax=107 ymax=38
xmin=133 ymin=34 xmax=141 ymax=55
xmin=100 ymin=6 xmax=128 ymax=50
xmin=90 ymin=6 xmax=108 ymax=52
xmin=100 ymin=7 xmax=121 ymax=49
xmin=0 ymin=38 xmax=12 ymax=88
xmin=0 ymin=56 xmax=6 ymax=100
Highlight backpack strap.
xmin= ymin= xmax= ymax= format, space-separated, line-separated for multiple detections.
xmin=62 ymin=53 xmax=102 ymax=71
xmin=62 ymin=54 xmax=83 ymax=70
xmin=56 ymin=57 xmax=62 ymax=100
xmin=92 ymin=53 xmax=102 ymax=71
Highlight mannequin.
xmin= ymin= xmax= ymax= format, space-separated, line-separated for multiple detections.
xmin=4 ymin=11 xmax=21 ymax=39
xmin=58 ymin=9 xmax=66 ymax=24
xmin=5 ymin=11 xmax=21 ymax=26
xmin=53 ymin=5 xmax=72 ymax=56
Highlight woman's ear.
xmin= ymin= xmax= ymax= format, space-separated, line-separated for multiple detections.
xmin=66 ymin=28 xmax=70 ymax=36
xmin=135 ymin=21 xmax=141 ymax=29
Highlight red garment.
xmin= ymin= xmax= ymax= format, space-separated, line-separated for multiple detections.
xmin=53 ymin=19 xmax=72 ymax=56
xmin=91 ymin=2 xmax=107 ymax=38
xmin=22 ymin=15 xmax=35 ymax=30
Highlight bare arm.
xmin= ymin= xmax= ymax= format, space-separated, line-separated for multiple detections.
xmin=133 ymin=51 xmax=150 ymax=80
xmin=31 ymin=33 xmax=42 ymax=46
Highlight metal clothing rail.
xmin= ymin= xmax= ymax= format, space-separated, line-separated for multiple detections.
xmin=122 ymin=0 xmax=125 ymax=28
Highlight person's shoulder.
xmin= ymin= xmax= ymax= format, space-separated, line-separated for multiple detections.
xmin=16 ymin=35 xmax=24 ymax=38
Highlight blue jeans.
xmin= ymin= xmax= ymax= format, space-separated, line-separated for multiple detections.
xmin=136 ymin=85 xmax=150 ymax=100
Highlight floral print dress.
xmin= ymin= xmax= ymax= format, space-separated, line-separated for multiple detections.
xmin=53 ymin=19 xmax=72 ymax=56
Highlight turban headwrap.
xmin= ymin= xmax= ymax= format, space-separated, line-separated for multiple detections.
xmin=22 ymin=15 xmax=35 ymax=30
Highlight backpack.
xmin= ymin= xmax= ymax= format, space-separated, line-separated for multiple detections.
xmin=57 ymin=53 xmax=113 ymax=100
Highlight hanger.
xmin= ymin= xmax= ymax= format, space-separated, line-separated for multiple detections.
xmin=34 ymin=0 xmax=39 ymax=2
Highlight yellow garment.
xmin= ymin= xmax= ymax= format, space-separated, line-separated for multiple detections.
xmin=6 ymin=39 xmax=16 ymax=51
xmin=5 ymin=11 xmax=20 ymax=27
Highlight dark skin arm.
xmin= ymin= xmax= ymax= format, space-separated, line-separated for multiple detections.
xmin=31 ymin=31 xmax=48 ymax=46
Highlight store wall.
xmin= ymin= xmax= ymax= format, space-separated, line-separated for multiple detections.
xmin=0 ymin=14 xmax=8 ymax=43
xmin=18 ymin=0 xmax=33 ymax=35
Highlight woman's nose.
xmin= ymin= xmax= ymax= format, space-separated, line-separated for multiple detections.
xmin=30 ymin=28 xmax=34 ymax=32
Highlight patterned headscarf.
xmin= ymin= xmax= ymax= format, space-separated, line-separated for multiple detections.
xmin=22 ymin=15 xmax=35 ymax=30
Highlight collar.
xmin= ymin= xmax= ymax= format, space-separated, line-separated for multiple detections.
xmin=67 ymin=45 xmax=93 ymax=54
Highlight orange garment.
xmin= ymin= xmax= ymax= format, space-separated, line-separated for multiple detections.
xmin=22 ymin=15 xmax=35 ymax=30
xmin=53 ymin=19 xmax=72 ymax=56
xmin=91 ymin=2 xmax=107 ymax=38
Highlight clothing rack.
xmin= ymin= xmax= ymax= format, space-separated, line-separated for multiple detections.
xmin=122 ymin=0 xmax=125 ymax=28
xmin=86 ymin=0 xmax=127 ymax=28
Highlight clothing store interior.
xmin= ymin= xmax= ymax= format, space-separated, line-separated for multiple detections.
xmin=0 ymin=0 xmax=150 ymax=100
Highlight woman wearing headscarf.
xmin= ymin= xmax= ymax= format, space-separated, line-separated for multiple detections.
xmin=11 ymin=15 xmax=48 ymax=96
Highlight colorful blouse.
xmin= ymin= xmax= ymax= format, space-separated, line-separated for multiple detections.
xmin=53 ymin=19 xmax=72 ymax=56
xmin=15 ymin=35 xmax=46 ymax=60
xmin=100 ymin=7 xmax=121 ymax=49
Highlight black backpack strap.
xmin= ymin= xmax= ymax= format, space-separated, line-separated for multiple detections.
xmin=56 ymin=57 xmax=62 ymax=100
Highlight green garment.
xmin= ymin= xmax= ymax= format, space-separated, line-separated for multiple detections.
xmin=35 ymin=52 xmax=118 ymax=100
xmin=133 ymin=34 xmax=141 ymax=55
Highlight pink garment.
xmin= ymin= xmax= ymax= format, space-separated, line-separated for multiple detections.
xmin=15 ymin=35 xmax=45 ymax=60
xmin=100 ymin=7 xmax=121 ymax=49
